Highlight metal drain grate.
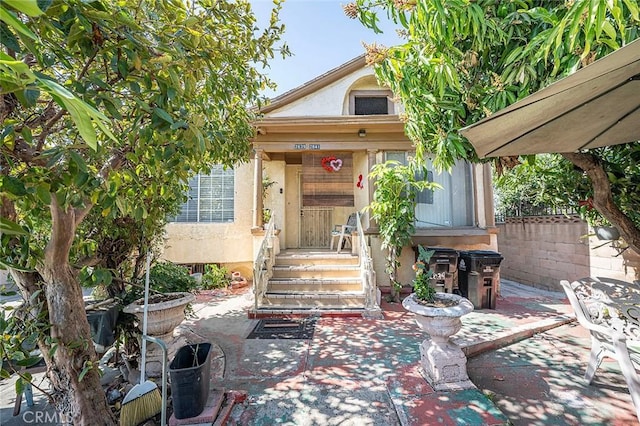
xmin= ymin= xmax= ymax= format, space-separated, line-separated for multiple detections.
xmin=246 ymin=318 xmax=316 ymax=340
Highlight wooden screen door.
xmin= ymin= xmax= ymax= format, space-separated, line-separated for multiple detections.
xmin=300 ymin=207 xmax=332 ymax=248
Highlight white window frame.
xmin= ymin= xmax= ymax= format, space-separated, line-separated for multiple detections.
xmin=349 ymin=90 xmax=394 ymax=115
xmin=172 ymin=165 xmax=235 ymax=223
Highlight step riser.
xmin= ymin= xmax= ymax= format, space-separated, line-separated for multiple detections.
xmin=275 ymin=256 xmax=359 ymax=266
xmin=262 ymin=251 xmax=364 ymax=313
xmin=271 ymin=269 xmax=360 ymax=279
xmin=248 ymin=309 xmax=366 ymax=318
xmin=269 ymin=283 xmax=362 ymax=292
xmin=260 ymin=298 xmax=366 ymax=308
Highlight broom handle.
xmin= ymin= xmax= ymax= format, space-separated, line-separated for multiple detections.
xmin=143 ymin=335 xmax=167 ymax=426
xmin=140 ymin=251 xmax=151 ymax=384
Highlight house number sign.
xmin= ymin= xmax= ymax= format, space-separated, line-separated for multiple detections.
xmin=293 ymin=144 xmax=321 ymax=150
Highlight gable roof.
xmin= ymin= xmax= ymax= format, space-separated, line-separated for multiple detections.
xmin=260 ymin=55 xmax=367 ymax=114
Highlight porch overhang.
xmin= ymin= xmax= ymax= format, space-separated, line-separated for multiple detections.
xmin=254 ymin=115 xmax=407 ymax=135
xmin=253 ymin=115 xmax=412 ymax=153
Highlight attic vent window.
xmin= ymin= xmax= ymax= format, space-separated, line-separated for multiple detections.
xmin=349 ymin=90 xmax=394 ymax=115
xmin=355 ymin=96 xmax=388 ymax=115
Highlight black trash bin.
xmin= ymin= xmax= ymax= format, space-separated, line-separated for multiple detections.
xmin=414 ymin=247 xmax=459 ymax=293
xmin=169 ymin=342 xmax=212 ymax=419
xmin=458 ymin=250 xmax=503 ymax=309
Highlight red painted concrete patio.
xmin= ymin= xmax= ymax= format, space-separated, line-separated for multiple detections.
xmin=176 ymin=281 xmax=637 ymax=425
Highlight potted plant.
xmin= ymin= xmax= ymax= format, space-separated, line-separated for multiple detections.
xmin=402 ymin=245 xmax=475 ymax=391
xmin=124 ymin=262 xmax=195 ymax=334
xmin=123 ymin=261 xmax=196 ymax=376
xmin=200 ymin=263 xmax=231 ymax=292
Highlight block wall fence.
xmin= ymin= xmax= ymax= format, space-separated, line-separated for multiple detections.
xmin=496 ymin=215 xmax=640 ymax=292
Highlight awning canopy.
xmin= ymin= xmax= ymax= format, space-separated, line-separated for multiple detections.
xmin=460 ymin=39 xmax=640 ymax=158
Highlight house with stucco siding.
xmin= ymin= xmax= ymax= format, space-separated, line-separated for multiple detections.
xmin=161 ymin=55 xmax=498 ymax=316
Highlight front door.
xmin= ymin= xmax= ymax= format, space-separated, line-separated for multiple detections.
xmin=300 ymin=207 xmax=332 ymax=248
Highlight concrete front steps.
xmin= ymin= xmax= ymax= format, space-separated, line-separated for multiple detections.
xmin=249 ymin=250 xmax=370 ymax=318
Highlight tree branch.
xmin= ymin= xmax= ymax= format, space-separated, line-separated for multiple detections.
xmin=73 ymin=147 xmax=130 ymax=227
xmin=562 ymin=152 xmax=640 ymax=255
xmin=35 ymin=109 xmax=67 ymax=148
xmin=4 ymin=138 xmax=47 ymax=166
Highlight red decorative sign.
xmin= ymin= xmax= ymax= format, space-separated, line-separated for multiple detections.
xmin=321 ymin=156 xmax=342 ymax=172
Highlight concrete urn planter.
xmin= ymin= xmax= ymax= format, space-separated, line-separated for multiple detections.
xmin=124 ymin=292 xmax=195 ymax=335
xmin=124 ymin=292 xmax=195 ymax=376
xmin=402 ymin=292 xmax=475 ymax=391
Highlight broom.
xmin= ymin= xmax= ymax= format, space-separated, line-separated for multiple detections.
xmin=120 ymin=252 xmax=162 ymax=426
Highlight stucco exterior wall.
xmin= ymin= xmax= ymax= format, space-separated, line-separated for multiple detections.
xmin=268 ymin=68 xmax=398 ymax=117
xmin=497 ymin=216 xmax=640 ymax=292
xmin=162 ymin=162 xmax=255 ymax=267
xmin=370 ymin=234 xmax=499 ymax=292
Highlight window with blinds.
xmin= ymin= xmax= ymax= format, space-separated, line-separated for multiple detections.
xmin=172 ymin=165 xmax=235 ymax=223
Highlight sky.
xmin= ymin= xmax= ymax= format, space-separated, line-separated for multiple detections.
xmin=250 ymin=0 xmax=403 ymax=98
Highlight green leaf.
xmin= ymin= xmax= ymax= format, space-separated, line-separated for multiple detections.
xmin=3 ymin=0 xmax=43 ymax=17
xmin=69 ymin=151 xmax=87 ymax=173
xmin=15 ymin=88 xmax=40 ymax=108
xmin=0 ymin=58 xmax=37 ymax=91
xmin=78 ymin=363 xmax=91 ymax=382
xmin=0 ymin=21 xmax=20 ymax=52
xmin=101 ymin=97 xmax=122 ymax=120
xmin=153 ymin=107 xmax=174 ymax=124
xmin=37 ymin=78 xmax=118 ymax=148
xmin=15 ymin=377 xmax=25 ymax=396
xmin=623 ymin=0 xmax=639 ymax=21
xmin=16 ymin=356 xmax=42 ymax=367
xmin=0 ymin=217 xmax=28 ymax=235
xmin=0 ymin=258 xmax=34 ymax=272
xmin=35 ymin=184 xmax=51 ymax=204
xmin=0 ymin=176 xmax=27 ymax=197
xmin=0 ymin=7 xmax=37 ymax=40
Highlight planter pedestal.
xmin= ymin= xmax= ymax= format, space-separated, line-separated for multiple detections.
xmin=124 ymin=292 xmax=195 ymax=377
xmin=403 ymin=293 xmax=475 ymax=391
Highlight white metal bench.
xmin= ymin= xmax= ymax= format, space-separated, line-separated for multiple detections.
xmin=561 ymin=277 xmax=640 ymax=422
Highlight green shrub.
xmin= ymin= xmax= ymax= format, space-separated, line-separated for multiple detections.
xmin=412 ymin=245 xmax=435 ymax=302
xmin=147 ymin=261 xmax=197 ymax=294
xmin=201 ymin=264 xmax=231 ymax=290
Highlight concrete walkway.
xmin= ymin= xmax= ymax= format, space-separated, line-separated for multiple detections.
xmin=1 ymin=280 xmax=637 ymax=425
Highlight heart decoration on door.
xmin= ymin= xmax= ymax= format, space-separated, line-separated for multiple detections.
xmin=321 ymin=156 xmax=342 ymax=172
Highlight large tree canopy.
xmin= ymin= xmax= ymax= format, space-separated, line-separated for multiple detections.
xmin=348 ymin=0 xmax=640 ymax=253
xmin=1 ymin=0 xmax=286 ymax=423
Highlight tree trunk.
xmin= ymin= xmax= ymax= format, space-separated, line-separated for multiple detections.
xmin=562 ymin=152 xmax=640 ymax=255
xmin=34 ymin=201 xmax=116 ymax=425
xmin=388 ymin=247 xmax=401 ymax=303
xmin=37 ymin=263 xmax=116 ymax=425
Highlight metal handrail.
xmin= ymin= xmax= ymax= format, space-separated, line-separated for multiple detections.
xmin=356 ymin=212 xmax=378 ymax=313
xmin=253 ymin=214 xmax=276 ymax=311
